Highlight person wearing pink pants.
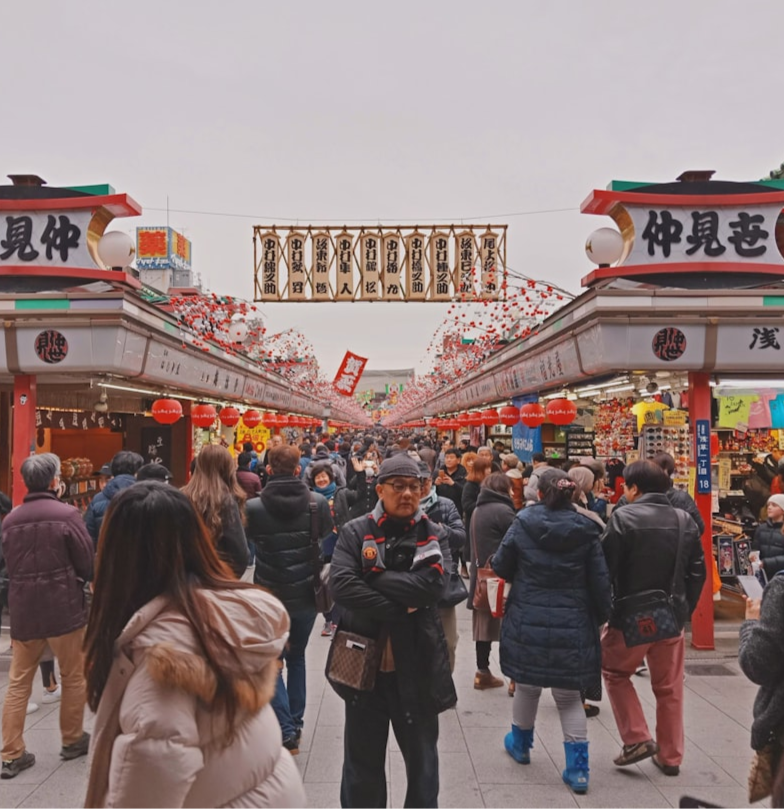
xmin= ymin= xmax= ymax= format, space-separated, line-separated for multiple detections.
xmin=602 ymin=626 xmax=685 ymax=768
xmin=600 ymin=460 xmax=706 ymax=776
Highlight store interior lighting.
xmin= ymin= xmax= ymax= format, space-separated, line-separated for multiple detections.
xmin=98 ymin=381 xmax=234 ymax=408
xmin=715 ymin=377 xmax=784 ymax=388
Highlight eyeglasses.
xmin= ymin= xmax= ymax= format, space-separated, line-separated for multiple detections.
xmin=383 ymin=479 xmax=423 ymax=494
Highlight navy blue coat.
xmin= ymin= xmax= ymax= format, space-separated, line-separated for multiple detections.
xmin=492 ymin=503 xmax=612 ymax=691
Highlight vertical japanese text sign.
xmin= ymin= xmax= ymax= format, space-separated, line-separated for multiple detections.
xmin=480 ymin=231 xmax=499 ymax=300
xmin=456 ymin=231 xmax=475 ymax=297
xmin=430 ymin=231 xmax=451 ymax=301
xmin=287 ymin=231 xmax=307 ymax=300
xmin=406 ymin=230 xmax=427 ymax=300
xmin=695 ymin=420 xmax=711 ymax=494
xmin=382 ymin=233 xmax=402 ymax=300
xmin=360 ymin=233 xmax=380 ymax=300
xmin=333 ymin=351 xmax=368 ymax=396
xmin=260 ymin=232 xmax=281 ymax=300
xmin=312 ymin=232 xmax=331 ymax=301
xmin=335 ymin=231 xmax=354 ymax=301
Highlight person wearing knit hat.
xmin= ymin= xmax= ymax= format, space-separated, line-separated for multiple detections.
xmin=752 ymin=494 xmax=784 ymax=577
xmin=329 ymin=447 xmax=455 ymax=806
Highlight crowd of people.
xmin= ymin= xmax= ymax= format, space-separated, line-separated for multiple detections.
xmin=0 ymin=427 xmax=782 ymax=807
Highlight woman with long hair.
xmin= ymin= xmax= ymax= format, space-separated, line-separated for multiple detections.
xmin=462 ymin=454 xmax=492 ymax=540
xmin=83 ymin=482 xmax=304 ymax=808
xmin=469 ymin=472 xmax=517 ymax=692
xmin=492 ymin=468 xmax=611 ymax=794
xmin=182 ymin=444 xmax=250 ymax=578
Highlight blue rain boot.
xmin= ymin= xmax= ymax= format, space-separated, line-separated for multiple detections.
xmin=504 ymin=725 xmax=534 ymax=764
xmin=562 ymin=740 xmax=589 ymax=794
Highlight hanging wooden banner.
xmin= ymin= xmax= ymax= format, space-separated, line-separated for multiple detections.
xmin=480 ymin=231 xmax=500 ymax=300
xmin=335 ymin=231 xmax=354 ymax=301
xmin=286 ymin=231 xmax=307 ymax=301
xmin=382 ymin=233 xmax=403 ymax=300
xmin=257 ymin=231 xmax=281 ymax=300
xmin=456 ymin=230 xmax=476 ymax=297
xmin=429 ymin=231 xmax=451 ymax=301
xmin=312 ymin=232 xmax=332 ymax=301
xmin=405 ymin=230 xmax=427 ymax=301
xmin=360 ymin=233 xmax=381 ymax=300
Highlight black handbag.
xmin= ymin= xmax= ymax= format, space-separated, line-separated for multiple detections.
xmin=441 ymin=564 xmax=468 ymax=607
xmin=613 ymin=511 xmax=687 ymax=647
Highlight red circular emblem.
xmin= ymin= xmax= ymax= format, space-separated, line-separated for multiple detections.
xmin=363 ymin=546 xmax=378 ymax=561
xmin=34 ymin=330 xmax=68 ymax=364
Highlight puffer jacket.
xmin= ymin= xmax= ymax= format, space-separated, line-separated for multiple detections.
xmin=468 ymin=488 xmax=517 ymax=607
xmin=246 ymin=475 xmax=333 ymax=612
xmin=84 ymin=475 xmax=137 ymax=546
xmin=330 ymin=503 xmax=457 ymax=717
xmin=738 ymin=573 xmax=784 ymax=750
xmin=334 ymin=470 xmax=378 ymax=527
xmin=602 ymin=492 xmax=706 ymax=628
xmin=492 ymin=504 xmax=612 ymax=690
xmin=752 ymin=519 xmax=784 ymax=576
xmin=2 ymin=491 xmax=94 ymax=641
xmin=84 ymin=587 xmax=305 ymax=808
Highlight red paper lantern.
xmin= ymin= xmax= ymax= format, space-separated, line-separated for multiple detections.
xmin=546 ymin=398 xmax=577 ymax=426
xmin=191 ymin=403 xmax=217 ymax=428
xmin=277 ymin=414 xmax=290 ymax=426
xmin=480 ymin=408 xmax=499 ymax=426
xmin=499 ymin=405 xmax=520 ymax=426
xmin=151 ymin=398 xmax=182 ymax=425
xmin=520 ymin=402 xmax=546 ymax=428
xmin=430 ymin=418 xmax=442 ymax=429
xmin=262 ymin=412 xmax=279 ymax=428
xmin=242 ymin=409 xmax=262 ymax=428
xmin=457 ymin=413 xmax=472 ymax=427
xmin=466 ymin=411 xmax=484 ymax=427
xmin=219 ymin=406 xmax=241 ymax=427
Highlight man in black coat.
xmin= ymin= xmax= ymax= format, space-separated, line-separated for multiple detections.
xmin=246 ymin=443 xmax=333 ymax=754
xmin=601 ymin=460 xmax=706 ymax=776
xmin=330 ymin=455 xmax=456 ymax=808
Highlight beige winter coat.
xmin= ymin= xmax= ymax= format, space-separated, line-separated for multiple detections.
xmin=84 ymin=587 xmax=305 ymax=808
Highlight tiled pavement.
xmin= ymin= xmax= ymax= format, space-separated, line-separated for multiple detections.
xmin=0 ymin=610 xmax=770 ymax=808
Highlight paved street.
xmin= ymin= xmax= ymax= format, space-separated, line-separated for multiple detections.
xmin=0 ymin=610 xmax=769 ymax=808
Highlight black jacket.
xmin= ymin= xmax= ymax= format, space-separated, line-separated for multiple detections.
xmin=616 ymin=485 xmax=705 ymax=536
xmin=422 ymin=495 xmax=468 ymax=607
xmin=602 ymin=492 xmax=706 ymax=629
xmin=216 ymin=499 xmax=251 ymax=579
xmin=492 ymin=503 xmax=612 ymax=690
xmin=329 ymin=503 xmax=457 ymax=717
xmin=738 ymin=573 xmax=784 ymax=750
xmin=468 ymin=488 xmax=516 ymax=607
xmin=434 ymin=464 xmax=467 ymax=513
xmin=334 ymin=470 xmax=379 ymax=528
xmin=752 ymin=520 xmax=784 ymax=577
xmin=461 ymin=480 xmax=481 ymax=538
xmin=246 ymin=475 xmax=333 ymax=612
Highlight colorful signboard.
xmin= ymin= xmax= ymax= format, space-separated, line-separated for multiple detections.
xmin=695 ymin=419 xmax=711 ymax=494
xmin=136 ymin=227 xmax=192 ymax=271
xmin=333 ymin=351 xmax=368 ymax=396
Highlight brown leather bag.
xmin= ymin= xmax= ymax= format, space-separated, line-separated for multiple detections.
xmin=326 ymin=630 xmax=384 ymax=692
xmin=471 ymin=519 xmax=495 ymax=611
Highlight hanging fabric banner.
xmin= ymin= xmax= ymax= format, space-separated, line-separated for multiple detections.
xmin=333 ymin=351 xmax=368 ymax=396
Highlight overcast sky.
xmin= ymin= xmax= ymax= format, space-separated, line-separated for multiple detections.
xmin=5 ymin=0 xmax=784 ymax=377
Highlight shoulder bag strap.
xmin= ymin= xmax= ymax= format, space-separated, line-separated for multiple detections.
xmin=669 ymin=510 xmax=687 ymax=596
xmin=308 ymin=496 xmax=321 ymax=572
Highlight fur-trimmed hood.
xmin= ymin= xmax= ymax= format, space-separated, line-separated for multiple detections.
xmin=120 ymin=588 xmax=289 ymax=710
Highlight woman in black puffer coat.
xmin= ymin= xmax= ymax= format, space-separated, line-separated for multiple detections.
xmin=753 ymin=495 xmax=784 ymax=577
xmin=492 ymin=467 xmax=611 ymax=794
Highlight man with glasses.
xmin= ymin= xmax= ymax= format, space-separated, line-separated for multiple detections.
xmin=330 ymin=455 xmax=457 ymax=808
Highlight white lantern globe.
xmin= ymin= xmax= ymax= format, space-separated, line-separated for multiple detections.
xmin=98 ymin=231 xmax=135 ymax=269
xmin=585 ymin=227 xmax=623 ymax=266
xmin=228 ymin=320 xmax=249 ymax=343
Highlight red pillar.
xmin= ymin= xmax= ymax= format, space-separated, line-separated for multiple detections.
xmin=11 ymin=375 xmax=37 ymax=506
xmin=183 ymin=400 xmax=193 ymax=483
xmin=689 ymin=371 xmax=715 ymax=650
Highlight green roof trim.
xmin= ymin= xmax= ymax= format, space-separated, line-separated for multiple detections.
xmin=755 ymin=179 xmax=784 ymax=190
xmin=762 ymin=296 xmax=784 ymax=306
xmin=64 ymin=184 xmax=115 ymax=196
xmin=15 ymin=298 xmax=69 ymax=310
xmin=607 ymin=180 xmax=655 ymax=191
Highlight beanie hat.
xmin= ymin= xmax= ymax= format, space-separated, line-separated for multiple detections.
xmin=377 ymin=455 xmax=423 ymax=483
xmin=314 ymin=444 xmax=331 ymax=459
xmin=767 ymin=494 xmax=784 ymax=512
xmin=568 ymin=466 xmax=595 ymax=496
